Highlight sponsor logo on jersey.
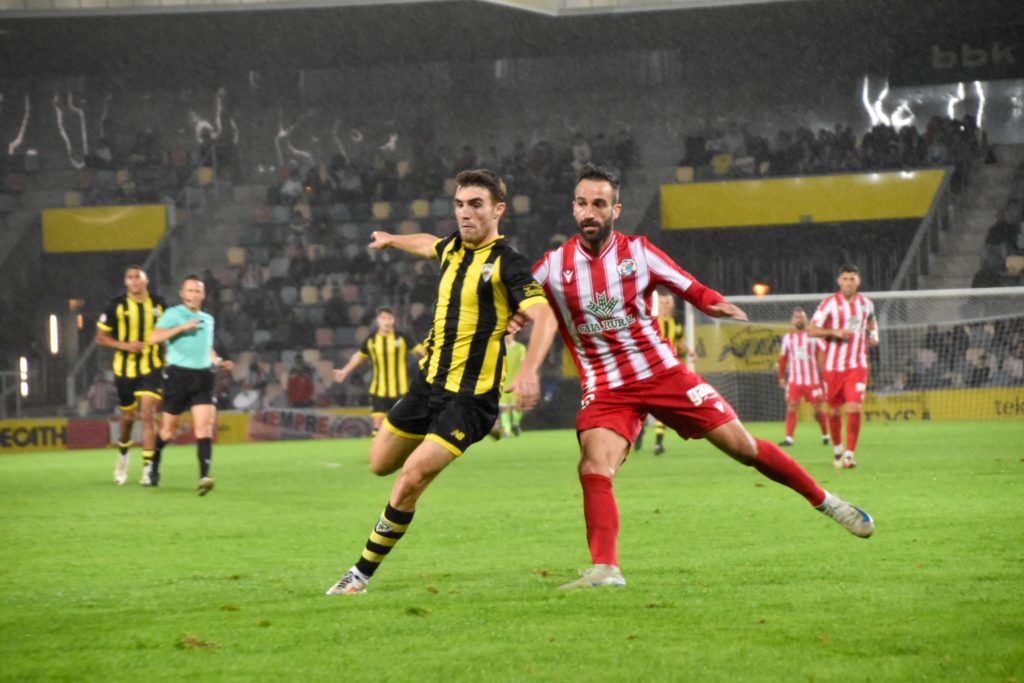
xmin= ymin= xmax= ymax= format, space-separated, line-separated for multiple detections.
xmin=686 ymin=382 xmax=718 ymax=406
xmin=450 ymin=428 xmax=466 ymax=441
xmin=579 ymin=292 xmax=635 ymax=334
xmin=563 ymin=270 xmax=574 ymax=283
xmin=585 ymin=292 xmax=618 ymax=318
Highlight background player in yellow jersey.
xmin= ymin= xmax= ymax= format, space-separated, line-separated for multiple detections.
xmin=332 ymin=306 xmax=425 ymax=436
xmin=326 ymin=169 xmax=558 ymax=595
xmin=634 ymin=292 xmax=695 ymax=455
xmin=497 ymin=330 xmax=527 ymax=438
xmin=95 ymin=265 xmax=167 ymax=486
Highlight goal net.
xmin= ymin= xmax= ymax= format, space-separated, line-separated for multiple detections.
xmin=685 ymin=286 xmax=1024 ymax=424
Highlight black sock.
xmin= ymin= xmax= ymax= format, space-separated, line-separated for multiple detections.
xmin=354 ymin=503 xmax=415 ymax=579
xmin=153 ymin=435 xmax=168 ymax=468
xmin=197 ymin=438 xmax=212 ymax=478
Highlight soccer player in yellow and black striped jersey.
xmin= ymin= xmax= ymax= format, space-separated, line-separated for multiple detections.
xmin=635 ymin=292 xmax=695 ymax=455
xmin=332 ymin=306 xmax=425 ymax=435
xmin=95 ymin=265 xmax=167 ymax=486
xmin=326 ymin=168 xmax=559 ymax=595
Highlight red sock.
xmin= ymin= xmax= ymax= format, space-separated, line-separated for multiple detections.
xmin=784 ymin=409 xmax=797 ymax=439
xmin=580 ymin=473 xmax=619 ymax=567
xmin=815 ymin=408 xmax=828 ymax=436
xmin=753 ymin=439 xmax=826 ymax=506
xmin=828 ymin=413 xmax=842 ymax=447
xmin=846 ymin=412 xmax=862 ymax=452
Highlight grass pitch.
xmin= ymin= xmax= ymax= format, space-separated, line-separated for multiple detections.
xmin=1 ymin=421 xmax=1022 ymax=682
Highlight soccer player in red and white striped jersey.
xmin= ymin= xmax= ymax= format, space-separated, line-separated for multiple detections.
xmin=777 ymin=307 xmax=829 ymax=447
xmin=533 ymin=165 xmax=874 ymax=590
xmin=809 ymin=265 xmax=879 ymax=469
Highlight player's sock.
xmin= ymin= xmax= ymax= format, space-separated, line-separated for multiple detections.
xmin=814 ymin=408 xmax=827 ymax=436
xmin=580 ymin=474 xmax=619 ymax=567
xmin=118 ymin=440 xmax=132 ymax=457
xmin=845 ymin=412 xmax=862 ymax=453
xmin=784 ymin=409 xmax=797 ymax=440
xmin=500 ymin=411 xmax=512 ymax=434
xmin=354 ymin=504 xmax=414 ymax=579
xmin=511 ymin=409 xmax=522 ymax=429
xmin=654 ymin=423 xmax=666 ymax=447
xmin=752 ymin=439 xmax=826 ymax=506
xmin=197 ymin=438 xmax=212 ymax=478
xmin=141 ymin=448 xmax=154 ymax=468
xmin=828 ymin=414 xmax=842 ymax=448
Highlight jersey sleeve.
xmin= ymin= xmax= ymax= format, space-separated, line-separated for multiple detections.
xmin=433 ymin=233 xmax=457 ymax=262
xmin=154 ymin=306 xmax=182 ymax=329
xmin=501 ymin=250 xmax=548 ymax=312
xmin=811 ymin=299 xmax=831 ymax=328
xmin=358 ymin=335 xmax=372 ymax=357
xmin=531 ymin=254 xmax=550 ymax=287
xmin=641 ymin=238 xmax=726 ymax=315
xmin=96 ymin=297 xmax=118 ymax=332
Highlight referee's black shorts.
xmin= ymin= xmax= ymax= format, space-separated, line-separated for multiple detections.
xmin=383 ymin=375 xmax=498 ymax=456
xmin=162 ymin=365 xmax=216 ymax=416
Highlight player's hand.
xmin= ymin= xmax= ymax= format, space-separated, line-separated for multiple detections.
xmin=506 ymin=310 xmax=531 ymax=334
xmin=707 ymin=302 xmax=748 ymax=321
xmin=181 ymin=319 xmax=202 ymax=331
xmin=332 ymin=369 xmax=347 ymax=383
xmin=778 ymin=378 xmax=786 ymax=389
xmin=506 ymin=369 xmax=540 ymax=411
xmin=220 ymin=360 xmax=235 ymax=371
xmin=124 ymin=340 xmax=146 ymax=353
xmin=368 ymin=231 xmax=393 ymax=251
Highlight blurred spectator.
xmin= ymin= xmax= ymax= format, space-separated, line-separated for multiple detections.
xmin=286 ymin=356 xmax=315 ymax=407
xmin=86 ymin=372 xmax=118 ymax=415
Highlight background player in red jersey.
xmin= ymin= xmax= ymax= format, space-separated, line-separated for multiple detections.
xmin=532 ymin=165 xmax=874 ymax=590
xmin=809 ymin=265 xmax=879 ymax=469
xmin=777 ymin=307 xmax=830 ymax=447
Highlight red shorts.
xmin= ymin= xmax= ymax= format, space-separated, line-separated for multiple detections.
xmin=822 ymin=368 xmax=869 ymax=408
xmin=576 ymin=365 xmax=738 ymax=444
xmin=786 ymin=383 xmax=824 ymax=405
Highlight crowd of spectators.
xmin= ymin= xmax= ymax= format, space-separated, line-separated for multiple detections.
xmin=893 ymin=317 xmax=1024 ymax=391
xmin=973 ymin=161 xmax=1024 ymax=288
xmin=677 ymin=114 xmax=989 ymax=193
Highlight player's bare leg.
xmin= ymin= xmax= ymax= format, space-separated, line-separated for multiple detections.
xmin=328 ymin=440 xmax=453 ymax=595
xmin=706 ymin=419 xmax=872 ymax=538
xmin=114 ymin=405 xmax=135 ymax=485
xmin=191 ymin=403 xmax=217 ymax=495
xmin=368 ymin=428 xmax=421 ymax=476
xmin=560 ymin=428 xmax=629 ymax=590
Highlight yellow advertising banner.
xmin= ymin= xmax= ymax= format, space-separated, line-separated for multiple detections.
xmin=661 ymin=169 xmax=945 ymax=230
xmin=863 ymin=387 xmax=1024 ymax=422
xmin=42 ymin=204 xmax=167 ymax=253
xmin=0 ymin=418 xmax=68 ymax=453
xmin=693 ymin=323 xmax=789 ymax=373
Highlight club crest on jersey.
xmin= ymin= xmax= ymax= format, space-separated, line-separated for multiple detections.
xmin=480 ymin=263 xmax=495 ymax=280
xmin=616 ymin=259 xmax=636 ymax=277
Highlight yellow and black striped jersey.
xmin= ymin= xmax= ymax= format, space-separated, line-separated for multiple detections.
xmin=96 ymin=293 xmax=167 ymax=378
xmin=421 ymin=233 xmax=547 ymax=395
xmin=359 ymin=331 xmax=422 ymax=399
xmin=658 ymin=315 xmax=687 ymax=361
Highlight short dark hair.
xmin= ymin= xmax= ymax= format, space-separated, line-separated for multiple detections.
xmin=839 ymin=264 xmax=860 ymax=275
xmin=125 ymin=264 xmax=147 ymax=277
xmin=577 ymin=163 xmax=620 ymax=202
xmin=454 ymin=168 xmax=506 ymax=204
xmin=376 ymin=306 xmax=394 ymax=316
xmin=181 ymin=273 xmax=204 ymax=287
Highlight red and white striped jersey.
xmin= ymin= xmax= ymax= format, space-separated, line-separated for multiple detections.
xmin=811 ymin=292 xmax=876 ymax=371
xmin=778 ymin=330 xmax=825 ymax=385
xmin=533 ymin=232 xmax=725 ymax=396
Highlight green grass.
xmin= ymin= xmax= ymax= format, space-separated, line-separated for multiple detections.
xmin=1 ymin=422 xmax=1022 ymax=682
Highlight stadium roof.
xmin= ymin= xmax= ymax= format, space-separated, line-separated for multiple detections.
xmin=0 ymin=0 xmax=812 ymax=19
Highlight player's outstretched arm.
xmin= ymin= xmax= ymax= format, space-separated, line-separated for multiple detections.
xmin=706 ymin=301 xmax=748 ymax=321
xmin=332 ymin=352 xmax=366 ymax=384
xmin=149 ymin=318 xmax=200 ymax=344
xmin=506 ymin=302 xmax=558 ymax=411
xmin=369 ymin=231 xmax=439 ymax=259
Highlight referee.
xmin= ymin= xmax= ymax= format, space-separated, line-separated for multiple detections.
xmin=326 ymin=168 xmax=559 ymax=595
xmin=332 ymin=306 xmax=424 ymax=436
xmin=148 ymin=274 xmax=233 ymax=496
xmin=95 ymin=265 xmax=167 ymax=486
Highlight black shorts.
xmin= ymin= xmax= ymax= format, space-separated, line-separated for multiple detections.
xmin=370 ymin=395 xmax=399 ymax=415
xmin=114 ymin=373 xmax=163 ymax=411
xmin=384 ymin=375 xmax=498 ymax=456
xmin=162 ymin=365 xmax=216 ymax=416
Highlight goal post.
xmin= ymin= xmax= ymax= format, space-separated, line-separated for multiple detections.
xmin=685 ymin=287 xmax=1024 ymax=423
